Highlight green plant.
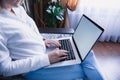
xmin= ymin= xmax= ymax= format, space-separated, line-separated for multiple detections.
xmin=44 ymin=0 xmax=64 ymax=28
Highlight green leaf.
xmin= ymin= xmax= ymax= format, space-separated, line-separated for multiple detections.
xmin=54 ymin=8 xmax=59 ymax=15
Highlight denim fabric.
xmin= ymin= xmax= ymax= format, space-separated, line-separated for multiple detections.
xmin=24 ymin=51 xmax=104 ymax=80
xmin=82 ymin=51 xmax=105 ymax=80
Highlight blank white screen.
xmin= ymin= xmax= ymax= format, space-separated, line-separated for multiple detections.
xmin=73 ymin=16 xmax=102 ymax=60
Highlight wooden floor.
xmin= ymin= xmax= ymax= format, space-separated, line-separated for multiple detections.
xmin=93 ymin=41 xmax=120 ymax=80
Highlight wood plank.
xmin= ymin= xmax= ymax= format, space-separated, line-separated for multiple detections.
xmin=93 ymin=41 xmax=120 ymax=80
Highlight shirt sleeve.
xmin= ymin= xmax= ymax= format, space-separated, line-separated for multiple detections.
xmin=0 ymin=6 xmax=50 ymax=76
xmin=0 ymin=36 xmax=50 ymax=76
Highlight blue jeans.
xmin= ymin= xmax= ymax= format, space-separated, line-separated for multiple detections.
xmin=24 ymin=51 xmax=105 ymax=80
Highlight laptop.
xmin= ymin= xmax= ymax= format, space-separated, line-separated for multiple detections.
xmin=46 ymin=14 xmax=104 ymax=68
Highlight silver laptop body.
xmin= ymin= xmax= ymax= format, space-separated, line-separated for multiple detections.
xmin=46 ymin=14 xmax=104 ymax=68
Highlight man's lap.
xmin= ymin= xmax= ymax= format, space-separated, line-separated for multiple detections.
xmin=24 ymin=64 xmax=84 ymax=80
xmin=24 ymin=51 xmax=104 ymax=80
xmin=82 ymin=51 xmax=105 ymax=80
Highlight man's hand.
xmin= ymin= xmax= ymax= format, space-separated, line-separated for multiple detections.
xmin=48 ymin=48 xmax=68 ymax=64
xmin=44 ymin=39 xmax=61 ymax=47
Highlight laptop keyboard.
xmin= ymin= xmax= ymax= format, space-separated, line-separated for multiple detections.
xmin=41 ymin=33 xmax=75 ymax=60
xmin=59 ymin=39 xmax=76 ymax=60
xmin=41 ymin=33 xmax=72 ymax=39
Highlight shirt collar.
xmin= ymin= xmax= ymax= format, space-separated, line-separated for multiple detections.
xmin=0 ymin=7 xmax=17 ymax=17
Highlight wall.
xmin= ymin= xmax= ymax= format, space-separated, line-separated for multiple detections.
xmin=68 ymin=0 xmax=120 ymax=42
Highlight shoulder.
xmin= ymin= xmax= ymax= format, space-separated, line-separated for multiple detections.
xmin=13 ymin=5 xmax=27 ymax=14
xmin=18 ymin=5 xmax=26 ymax=12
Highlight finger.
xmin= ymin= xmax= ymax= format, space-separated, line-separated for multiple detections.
xmin=59 ymin=50 xmax=69 ymax=53
xmin=58 ymin=52 xmax=68 ymax=57
xmin=55 ymin=40 xmax=61 ymax=46
xmin=55 ymin=48 xmax=68 ymax=56
xmin=46 ymin=44 xmax=51 ymax=47
xmin=59 ymin=56 xmax=67 ymax=61
xmin=50 ymin=40 xmax=61 ymax=47
xmin=45 ymin=40 xmax=61 ymax=47
xmin=55 ymin=48 xmax=60 ymax=55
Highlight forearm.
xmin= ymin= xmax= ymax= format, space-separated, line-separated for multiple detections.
xmin=0 ymin=54 xmax=50 ymax=76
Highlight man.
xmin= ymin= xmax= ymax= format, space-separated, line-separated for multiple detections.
xmin=0 ymin=0 xmax=105 ymax=80
xmin=0 ymin=0 xmax=68 ymax=76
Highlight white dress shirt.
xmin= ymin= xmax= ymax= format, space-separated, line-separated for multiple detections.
xmin=0 ymin=6 xmax=50 ymax=76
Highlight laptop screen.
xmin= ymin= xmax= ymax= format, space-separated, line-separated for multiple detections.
xmin=73 ymin=15 xmax=104 ymax=60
